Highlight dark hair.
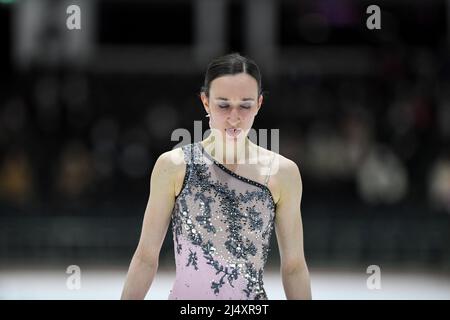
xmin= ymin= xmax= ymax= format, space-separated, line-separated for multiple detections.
xmin=200 ymin=53 xmax=263 ymax=98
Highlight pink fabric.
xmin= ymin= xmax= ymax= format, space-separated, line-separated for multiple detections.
xmin=168 ymin=236 xmax=249 ymax=300
xmin=168 ymin=142 xmax=276 ymax=300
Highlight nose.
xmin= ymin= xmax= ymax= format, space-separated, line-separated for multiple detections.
xmin=227 ymin=108 xmax=241 ymax=126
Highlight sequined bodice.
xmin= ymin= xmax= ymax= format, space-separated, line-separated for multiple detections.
xmin=168 ymin=142 xmax=276 ymax=300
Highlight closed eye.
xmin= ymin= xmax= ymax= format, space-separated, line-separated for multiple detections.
xmin=217 ymin=103 xmax=253 ymax=109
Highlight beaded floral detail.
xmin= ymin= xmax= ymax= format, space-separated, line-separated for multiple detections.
xmin=170 ymin=142 xmax=276 ymax=299
xmin=186 ymin=249 xmax=199 ymax=270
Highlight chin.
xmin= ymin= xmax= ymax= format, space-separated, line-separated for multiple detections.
xmin=225 ymin=135 xmax=246 ymax=143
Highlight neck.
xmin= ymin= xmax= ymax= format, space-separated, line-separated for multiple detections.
xmin=202 ymin=134 xmax=253 ymax=165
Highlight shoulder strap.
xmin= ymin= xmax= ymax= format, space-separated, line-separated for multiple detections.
xmin=264 ymin=153 xmax=276 ymax=186
xmin=181 ymin=143 xmax=192 ymax=164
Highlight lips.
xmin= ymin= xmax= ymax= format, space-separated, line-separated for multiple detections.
xmin=225 ymin=128 xmax=242 ymax=137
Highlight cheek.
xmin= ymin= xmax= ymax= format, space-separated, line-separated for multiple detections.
xmin=209 ymin=112 xmax=225 ymax=129
xmin=233 ymin=108 xmax=255 ymax=117
xmin=212 ymin=110 xmax=227 ymax=121
xmin=241 ymin=109 xmax=257 ymax=120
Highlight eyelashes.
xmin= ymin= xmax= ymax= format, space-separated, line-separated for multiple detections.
xmin=217 ymin=104 xmax=252 ymax=109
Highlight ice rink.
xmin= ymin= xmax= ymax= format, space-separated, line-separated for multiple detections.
xmin=1 ymin=266 xmax=449 ymax=300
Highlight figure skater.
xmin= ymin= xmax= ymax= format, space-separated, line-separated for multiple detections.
xmin=121 ymin=53 xmax=311 ymax=300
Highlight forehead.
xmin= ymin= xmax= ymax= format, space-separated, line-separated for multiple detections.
xmin=209 ymin=73 xmax=258 ymax=98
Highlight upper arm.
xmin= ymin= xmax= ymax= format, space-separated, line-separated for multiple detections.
xmin=134 ymin=149 xmax=183 ymax=265
xmin=274 ymin=158 xmax=307 ymax=271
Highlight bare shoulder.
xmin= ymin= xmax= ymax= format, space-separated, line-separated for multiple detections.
xmin=254 ymin=146 xmax=302 ymax=204
xmin=275 ymin=154 xmax=302 ymax=182
xmin=154 ymin=147 xmax=185 ymax=174
xmin=151 ymin=146 xmax=187 ymax=197
xmin=255 ymin=145 xmax=301 ymax=176
xmin=161 ymin=145 xmax=189 ymax=197
xmin=276 ymin=154 xmax=302 ymax=205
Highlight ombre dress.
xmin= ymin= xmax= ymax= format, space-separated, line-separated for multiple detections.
xmin=168 ymin=142 xmax=277 ymax=300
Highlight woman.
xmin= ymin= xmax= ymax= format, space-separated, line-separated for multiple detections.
xmin=121 ymin=53 xmax=311 ymax=300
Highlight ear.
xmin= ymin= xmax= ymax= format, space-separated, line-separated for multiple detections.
xmin=255 ymin=94 xmax=263 ymax=115
xmin=200 ymin=92 xmax=210 ymax=114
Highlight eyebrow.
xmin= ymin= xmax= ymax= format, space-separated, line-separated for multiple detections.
xmin=215 ymin=97 xmax=255 ymax=101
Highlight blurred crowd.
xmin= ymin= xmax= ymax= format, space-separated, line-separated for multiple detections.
xmin=0 ymin=0 xmax=449 ymax=267
xmin=1 ymin=52 xmax=450 ymax=217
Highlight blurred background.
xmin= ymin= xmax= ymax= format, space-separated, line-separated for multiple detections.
xmin=0 ymin=0 xmax=449 ymax=299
